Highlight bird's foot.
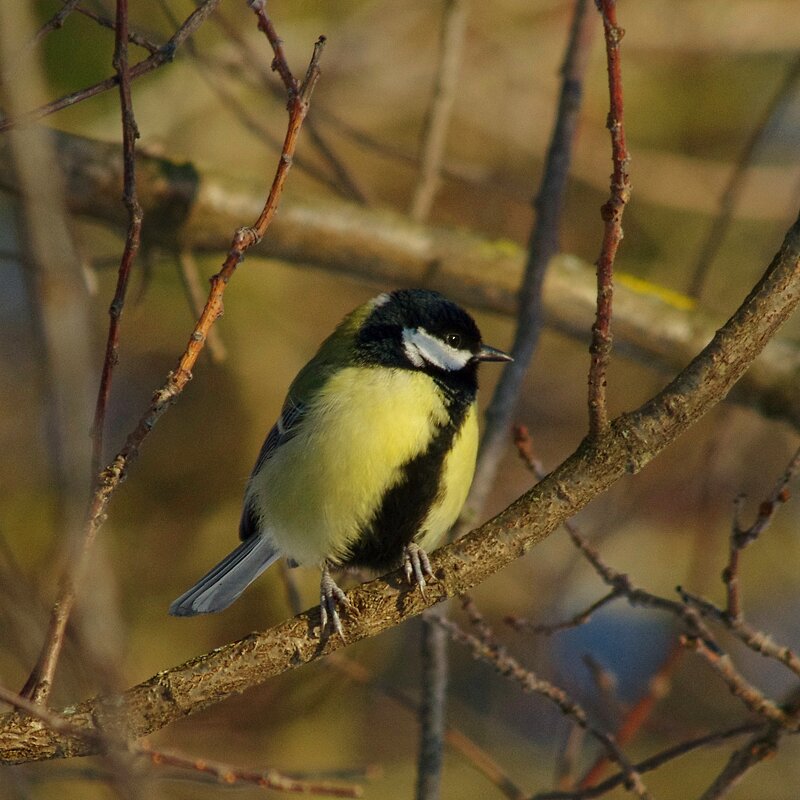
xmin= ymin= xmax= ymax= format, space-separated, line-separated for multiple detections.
xmin=403 ymin=542 xmax=434 ymax=598
xmin=319 ymin=564 xmax=351 ymax=640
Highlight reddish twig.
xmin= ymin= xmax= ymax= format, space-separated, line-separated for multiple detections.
xmin=531 ymin=722 xmax=759 ymax=800
xmin=724 ymin=444 xmax=800 ymax=618
xmin=248 ymin=0 xmax=299 ymax=96
xmin=587 ymin=0 xmax=630 ymax=440
xmin=28 ymin=0 xmax=81 ymax=48
xmin=18 ymin=25 xmax=325 ymax=705
xmin=0 ymin=0 xmax=221 ymax=133
xmin=91 ymin=0 xmax=143 ymax=477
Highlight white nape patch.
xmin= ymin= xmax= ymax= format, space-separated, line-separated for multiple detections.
xmin=369 ymin=292 xmax=391 ymax=309
xmin=402 ymin=327 xmax=472 ymax=371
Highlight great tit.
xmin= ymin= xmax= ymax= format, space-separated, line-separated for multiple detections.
xmin=169 ymin=288 xmax=511 ymax=635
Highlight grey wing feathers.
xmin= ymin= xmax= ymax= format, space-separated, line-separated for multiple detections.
xmin=168 ymin=534 xmax=281 ymax=616
xmin=252 ymin=397 xmax=306 ymax=475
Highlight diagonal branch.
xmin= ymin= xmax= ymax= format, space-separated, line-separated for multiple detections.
xmin=2 ymin=208 xmax=798 ymax=764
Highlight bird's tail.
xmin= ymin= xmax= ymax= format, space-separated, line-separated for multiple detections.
xmin=168 ymin=535 xmax=281 ymax=616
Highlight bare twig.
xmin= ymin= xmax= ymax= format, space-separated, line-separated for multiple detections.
xmin=681 ymin=588 xmax=800 ymax=678
xmin=137 ymin=743 xmax=362 ymax=797
xmin=587 ymin=0 xmax=630 ymax=439
xmin=531 ymin=722 xmax=759 ymax=800
xmin=72 ymin=2 xmax=161 ymax=54
xmin=28 ymin=0 xmax=82 ymax=48
xmin=212 ymin=10 xmax=369 ymax=204
xmin=724 ymin=444 xmax=800 ymax=617
xmin=409 ymin=0 xmax=470 ymax=221
xmin=680 ymin=635 xmax=797 ymax=730
xmin=0 ymin=0 xmax=221 ymax=133
xmin=430 ymin=614 xmax=651 ymax=798
xmin=506 ymin=588 xmax=622 ymax=635
xmin=689 ymin=54 xmax=800 ymax=299
xmin=465 ymin=0 xmax=595 ymax=518
xmin=177 ymin=250 xmax=227 ymax=363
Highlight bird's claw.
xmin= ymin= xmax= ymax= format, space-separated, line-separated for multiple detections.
xmin=320 ymin=565 xmax=350 ymax=640
xmin=403 ymin=543 xmax=434 ymax=598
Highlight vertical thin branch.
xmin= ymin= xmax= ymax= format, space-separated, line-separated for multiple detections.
xmin=688 ymin=54 xmax=800 ymax=299
xmin=465 ymin=0 xmax=595 ymax=519
xmin=91 ymin=0 xmax=143 ymax=477
xmin=416 ymin=613 xmax=449 ymax=800
xmin=587 ymin=0 xmax=629 ymax=440
xmin=409 ymin=0 xmax=470 ymax=222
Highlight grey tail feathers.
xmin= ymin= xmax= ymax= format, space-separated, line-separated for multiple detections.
xmin=168 ymin=535 xmax=281 ymax=616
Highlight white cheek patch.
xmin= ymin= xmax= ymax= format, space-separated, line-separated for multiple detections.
xmin=402 ymin=327 xmax=473 ymax=371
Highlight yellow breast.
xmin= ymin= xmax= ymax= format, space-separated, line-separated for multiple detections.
xmin=246 ymin=366 xmax=475 ymax=566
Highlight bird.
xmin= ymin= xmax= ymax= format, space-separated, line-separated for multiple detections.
xmin=169 ymin=288 xmax=511 ymax=636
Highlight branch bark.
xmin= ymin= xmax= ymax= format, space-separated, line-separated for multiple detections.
xmin=2 ymin=210 xmax=798 ymax=765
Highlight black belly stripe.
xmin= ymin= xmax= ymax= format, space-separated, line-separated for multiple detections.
xmin=342 ymin=381 xmax=473 ymax=573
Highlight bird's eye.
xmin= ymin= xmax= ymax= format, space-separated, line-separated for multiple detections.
xmin=444 ymin=333 xmax=462 ymax=349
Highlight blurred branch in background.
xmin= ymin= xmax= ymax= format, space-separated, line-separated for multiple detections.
xmin=466 ymin=0 xmax=595 ymax=523
xmin=3 ymin=128 xmax=797 ymax=431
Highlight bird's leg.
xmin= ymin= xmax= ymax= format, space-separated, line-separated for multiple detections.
xmin=319 ymin=562 xmax=350 ymax=639
xmin=403 ymin=542 xmax=435 ymax=598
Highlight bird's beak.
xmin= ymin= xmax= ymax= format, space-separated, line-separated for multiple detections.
xmin=476 ymin=344 xmax=513 ymax=362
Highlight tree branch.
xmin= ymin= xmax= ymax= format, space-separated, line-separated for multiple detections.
xmin=2 ymin=209 xmax=798 ymax=764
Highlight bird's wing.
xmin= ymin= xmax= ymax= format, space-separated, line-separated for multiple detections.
xmin=251 ymin=395 xmax=306 ymax=475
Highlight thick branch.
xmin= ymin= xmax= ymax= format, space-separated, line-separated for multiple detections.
xmin=2 ymin=211 xmax=799 ymax=764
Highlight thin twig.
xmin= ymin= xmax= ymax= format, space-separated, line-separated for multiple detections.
xmin=409 ymin=0 xmax=470 ymax=222
xmin=680 ymin=635 xmax=797 ymax=730
xmin=138 ymin=742 xmax=362 ymax=797
xmin=724 ymin=444 xmax=800 ymax=617
xmin=464 ymin=0 xmax=595 ymax=520
xmin=28 ymin=0 xmax=82 ymax=48
xmin=587 ymin=0 xmax=630 ymax=440
xmin=0 ymin=0 xmax=221 ymax=133
xmin=688 ymin=54 xmax=800 ymax=299
xmin=684 ymin=588 xmax=800 ymax=677
xmin=177 ymin=250 xmax=227 ymax=364
xmin=18 ymin=24 xmax=325 ymax=706
xmin=212 ymin=10 xmax=369 ymax=203
xmin=430 ymin=614 xmax=651 ymax=799
xmin=72 ymin=2 xmax=161 ymax=54
xmin=532 ymin=722 xmax=759 ymax=800
xmin=506 ymin=588 xmax=622 ymax=635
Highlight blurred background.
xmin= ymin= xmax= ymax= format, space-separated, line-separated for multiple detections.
xmin=1 ymin=1 xmax=800 ymax=798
